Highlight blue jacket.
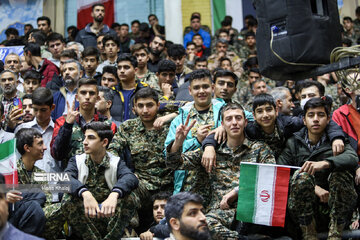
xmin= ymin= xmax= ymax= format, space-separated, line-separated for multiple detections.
xmin=51 ymin=87 xmax=79 ymax=121
xmin=184 ymin=28 xmax=211 ymax=48
xmin=2 ymin=223 xmax=44 ymax=240
xmin=75 ymin=23 xmax=116 ymax=48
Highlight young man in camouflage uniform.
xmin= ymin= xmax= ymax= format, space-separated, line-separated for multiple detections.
xmin=165 ymin=69 xmax=225 ymax=207
xmin=51 ymin=78 xmax=116 ymax=168
xmin=108 ymin=87 xmax=174 ymax=232
xmin=49 ymin=122 xmax=139 ymax=240
xmin=131 ymin=43 xmax=160 ymax=92
xmin=167 ymin=103 xmax=276 ymax=240
xmin=278 ymin=98 xmax=358 ymax=239
xmin=7 ymin=128 xmax=50 ymax=236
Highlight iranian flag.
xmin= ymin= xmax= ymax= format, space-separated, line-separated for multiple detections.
xmin=77 ymin=0 xmax=114 ymax=30
xmin=0 ymin=139 xmax=18 ymax=185
xmin=236 ymin=162 xmax=294 ymax=227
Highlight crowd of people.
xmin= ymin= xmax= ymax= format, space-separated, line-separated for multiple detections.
xmin=1 ymin=2 xmax=360 ymax=240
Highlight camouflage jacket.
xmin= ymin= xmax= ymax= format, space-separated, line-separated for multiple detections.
xmin=238 ymin=45 xmax=257 ymax=60
xmin=17 ymin=158 xmax=52 ymax=206
xmin=108 ymin=117 xmax=173 ymax=191
xmin=167 ymin=138 xmax=276 ymax=209
xmin=207 ymin=51 xmax=243 ymax=75
xmin=135 ymin=70 xmax=161 ymax=93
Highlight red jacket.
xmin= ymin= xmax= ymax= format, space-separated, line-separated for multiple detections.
xmin=39 ymin=58 xmax=59 ymax=87
xmin=332 ymin=104 xmax=359 ymax=159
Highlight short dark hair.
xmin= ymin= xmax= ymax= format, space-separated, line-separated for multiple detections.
xmin=111 ymin=22 xmax=121 ymax=29
xmin=186 ymin=41 xmax=196 ymax=48
xmin=165 ymin=192 xmax=204 ymax=229
xmin=131 ymin=20 xmax=140 ymax=26
xmin=5 ymin=28 xmax=19 ymax=37
xmin=167 ymin=44 xmax=186 ymax=58
xmin=116 ymin=53 xmax=137 ymax=68
xmin=148 ymin=14 xmax=158 ymax=20
xmin=121 ymin=23 xmax=129 ymax=28
xmin=23 ymin=70 xmax=42 ymax=82
xmin=152 ymin=191 xmax=171 ymax=204
xmin=102 ymin=65 xmax=118 ymax=80
xmin=16 ymin=128 xmax=42 ymax=155
xmin=221 ymin=16 xmax=232 ymax=27
xmin=245 ymin=31 xmax=256 ymax=39
xmin=247 ymin=18 xmax=258 ymax=27
xmin=195 ymin=56 xmax=208 ymax=65
xmin=37 ymin=16 xmax=51 ymax=26
xmin=92 ymin=3 xmax=105 ymax=11
xmin=251 ymin=79 xmax=266 ymax=90
xmin=32 ymin=87 xmax=53 ymax=107
xmin=221 ymin=102 xmax=244 ymax=119
xmin=219 ymin=57 xmax=232 ymax=66
xmin=188 ymin=69 xmax=212 ymax=84
xmin=190 ymin=15 xmax=200 ymax=21
xmin=304 ymin=97 xmax=330 ymax=117
xmin=249 ymin=68 xmax=260 ymax=75
xmin=343 ymin=16 xmax=353 ymax=22
xmin=82 ymin=47 xmax=100 ymax=62
xmin=192 ymin=33 xmax=203 ymax=41
xmin=84 ymin=122 xmax=113 ymax=147
xmin=77 ymin=78 xmax=98 ymax=91
xmin=134 ymin=87 xmax=159 ymax=103
xmin=24 ymin=24 xmax=33 ymax=30
xmin=356 ymin=6 xmax=360 ymax=15
xmin=244 ymin=57 xmax=258 ymax=71
xmin=31 ymin=31 xmax=46 ymax=45
xmin=299 ymin=80 xmax=325 ymax=97
xmin=46 ymin=32 xmax=65 ymax=44
xmin=102 ymin=34 xmax=120 ymax=47
xmin=252 ymin=93 xmax=276 ymax=112
xmin=98 ymin=86 xmax=114 ymax=103
xmin=23 ymin=94 xmax=32 ymax=101
xmin=24 ymin=43 xmax=41 ymax=57
xmin=218 ymin=29 xmax=229 ymax=36
xmin=60 ymin=49 xmax=78 ymax=60
xmin=214 ymin=69 xmax=238 ymax=86
xmin=131 ymin=43 xmax=149 ymax=55
xmin=157 ymin=59 xmax=176 ymax=74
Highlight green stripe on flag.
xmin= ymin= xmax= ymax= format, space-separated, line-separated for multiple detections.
xmin=212 ymin=0 xmax=226 ymax=33
xmin=237 ymin=163 xmax=258 ymax=223
xmin=0 ymin=139 xmax=15 ymax=160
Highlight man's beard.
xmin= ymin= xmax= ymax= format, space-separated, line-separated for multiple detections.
xmin=3 ymin=85 xmax=16 ymax=95
xmin=149 ymin=47 xmax=161 ymax=57
xmin=64 ymin=77 xmax=76 ymax=87
xmin=95 ymin=15 xmax=104 ymax=23
xmin=179 ymin=220 xmax=211 ymax=240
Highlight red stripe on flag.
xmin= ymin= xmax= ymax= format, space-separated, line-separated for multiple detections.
xmin=271 ymin=167 xmax=290 ymax=227
xmin=77 ymin=0 xmax=114 ymax=30
xmin=4 ymin=171 xmax=18 ymax=185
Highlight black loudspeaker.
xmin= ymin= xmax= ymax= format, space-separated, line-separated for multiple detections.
xmin=254 ymin=0 xmax=342 ymax=80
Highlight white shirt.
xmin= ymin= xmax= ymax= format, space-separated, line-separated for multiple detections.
xmin=63 ymin=88 xmax=77 ymax=116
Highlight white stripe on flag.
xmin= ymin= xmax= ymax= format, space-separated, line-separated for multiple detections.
xmin=0 ymin=153 xmax=17 ymax=174
xmin=254 ymin=165 xmax=276 ymax=225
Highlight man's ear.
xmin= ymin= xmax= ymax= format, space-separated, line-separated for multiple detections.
xmin=169 ymin=218 xmax=180 ymax=231
xmin=24 ymin=144 xmax=31 ymax=153
xmin=102 ymin=138 xmax=108 ymax=148
xmin=276 ymin=99 xmax=282 ymax=109
xmin=51 ymin=104 xmax=55 ymax=111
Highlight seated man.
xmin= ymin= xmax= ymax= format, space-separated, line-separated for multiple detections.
xmin=156 ymin=59 xmax=178 ymax=100
xmin=167 ymin=103 xmax=275 ymax=239
xmin=278 ymin=98 xmax=358 ymax=239
xmin=167 ymin=44 xmax=192 ymax=87
xmin=96 ymin=34 xmax=120 ymax=73
xmin=108 ymin=87 xmax=174 ymax=232
xmin=51 ymin=78 xmax=116 ymax=166
xmin=81 ymin=46 xmax=101 ymax=82
xmin=6 ymin=128 xmax=49 ymax=236
xmin=139 ymin=192 xmax=171 ymax=240
xmin=165 ymin=192 xmax=211 ymax=240
xmin=0 ymin=173 xmax=43 ymax=240
xmin=100 ymin=65 xmax=119 ymax=88
xmin=270 ymin=86 xmax=295 ymax=116
xmin=51 ymin=122 xmax=139 ymax=240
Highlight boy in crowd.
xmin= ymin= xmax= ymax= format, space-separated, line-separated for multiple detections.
xmin=101 ymin=65 xmax=119 ymax=88
xmin=48 ymin=122 xmax=139 ymax=240
xmin=51 ymin=78 xmax=116 ymax=166
xmin=46 ymin=32 xmax=66 ymax=68
xmin=278 ymin=98 xmax=358 ymax=239
xmin=132 ymin=43 xmax=160 ymax=91
xmin=167 ymin=44 xmax=192 ymax=86
xmin=82 ymin=46 xmax=102 ymax=82
xmin=108 ymin=88 xmax=174 ymax=232
xmin=96 ymin=34 xmax=120 ymax=73
xmin=23 ymin=70 xmax=41 ymax=94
